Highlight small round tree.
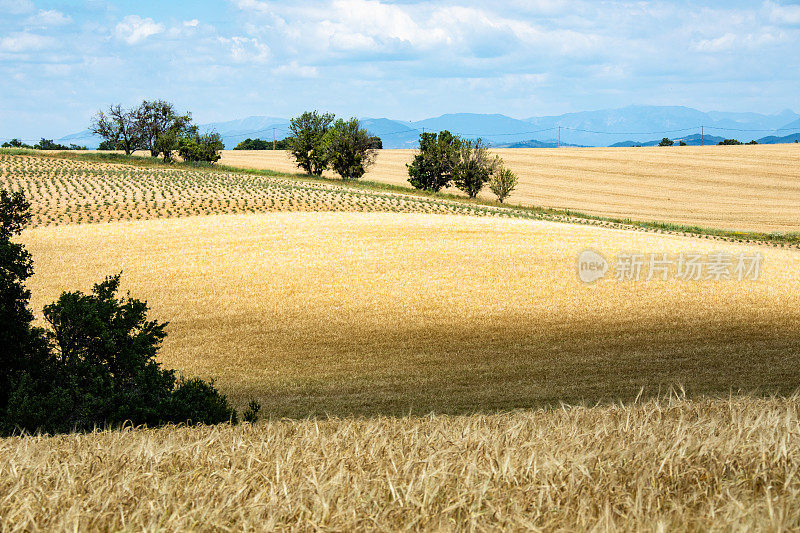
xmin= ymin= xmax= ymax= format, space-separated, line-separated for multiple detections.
xmin=488 ymin=166 xmax=518 ymax=203
xmin=452 ymin=139 xmax=499 ymax=198
xmin=322 ymin=118 xmax=377 ymax=180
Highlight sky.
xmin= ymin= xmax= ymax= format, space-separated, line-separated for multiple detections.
xmin=1 ymin=0 xmax=800 ymax=140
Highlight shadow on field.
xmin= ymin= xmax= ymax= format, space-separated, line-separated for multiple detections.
xmin=199 ymin=317 xmax=800 ymax=418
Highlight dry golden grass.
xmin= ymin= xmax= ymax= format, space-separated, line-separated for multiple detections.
xmin=23 ymin=211 xmax=800 ymax=415
xmin=221 ymin=144 xmax=800 ymax=232
xmin=2 ymin=395 xmax=799 ymax=531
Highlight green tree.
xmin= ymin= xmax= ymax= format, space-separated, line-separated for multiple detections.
xmin=91 ymin=104 xmax=143 ymax=156
xmin=658 ymin=138 xmax=674 ymax=147
xmin=322 ymin=118 xmax=378 ymax=180
xmin=406 ymin=131 xmax=462 ymax=192
xmin=452 ymin=139 xmax=498 ymax=198
xmin=488 ymin=166 xmax=517 ymax=203
xmin=135 ymin=100 xmax=194 ymax=160
xmin=179 ymin=132 xmax=224 ymax=163
xmin=1 ymin=139 xmax=31 ymax=149
xmin=34 ymin=139 xmax=70 ymax=150
xmin=287 ymin=111 xmax=334 ymax=175
xmin=718 ymin=139 xmax=743 ymax=145
xmin=0 ymin=191 xmax=47 ymax=411
xmin=234 ymin=138 xmax=289 ymax=150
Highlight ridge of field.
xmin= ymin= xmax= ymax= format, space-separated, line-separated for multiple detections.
xmin=2 ymin=395 xmax=799 ymax=530
xmin=23 ymin=212 xmax=800 ymax=416
xmin=220 ymin=144 xmax=800 ymax=233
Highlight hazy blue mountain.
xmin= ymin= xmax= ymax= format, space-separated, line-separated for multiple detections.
xmin=496 ymin=139 xmax=584 ymax=148
xmin=410 ymin=113 xmax=549 ymax=146
xmin=707 ymin=109 xmax=799 ymax=131
xmin=57 ymin=129 xmax=103 ymax=148
xmin=777 ymin=117 xmax=800 ymax=133
xmin=756 ymin=132 xmax=800 ymax=144
xmin=49 ymin=105 xmax=800 ymax=150
xmin=524 ymin=106 xmax=800 ymax=147
xmin=359 ymin=118 xmax=420 ymax=148
xmin=610 ymin=134 xmax=726 ymax=147
xmin=199 ymin=116 xmax=290 ymax=149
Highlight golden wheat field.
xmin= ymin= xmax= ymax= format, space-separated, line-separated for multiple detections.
xmin=7 ymin=152 xmax=800 ymax=530
xmin=2 ymin=395 xmax=800 ymax=531
xmin=23 ymin=210 xmax=800 ymax=414
xmin=220 ymin=144 xmax=800 ymax=233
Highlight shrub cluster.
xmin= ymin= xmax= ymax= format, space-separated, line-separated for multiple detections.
xmin=286 ymin=111 xmax=381 ymax=180
xmin=234 ymin=137 xmax=289 ymax=150
xmin=406 ymin=130 xmax=517 ymax=201
xmin=1 ymin=138 xmax=86 ymax=150
xmin=0 ymin=190 xmax=247 ymax=436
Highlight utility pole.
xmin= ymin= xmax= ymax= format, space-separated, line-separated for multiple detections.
xmin=701 ymin=126 xmax=704 ymax=147
xmin=272 ymin=127 xmax=276 ymax=150
xmin=557 ymin=126 xmax=561 ymax=148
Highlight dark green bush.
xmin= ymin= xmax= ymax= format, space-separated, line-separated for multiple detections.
xmin=179 ymin=132 xmax=224 ymax=163
xmin=0 ymin=191 xmax=238 ymax=436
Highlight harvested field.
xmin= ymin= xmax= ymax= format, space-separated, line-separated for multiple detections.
xmin=0 ymin=154 xmax=518 ymax=227
xmin=220 ymin=144 xmax=800 ymax=233
xmin=2 ymin=395 xmax=799 ymax=531
xmin=23 ymin=211 xmax=800 ymax=415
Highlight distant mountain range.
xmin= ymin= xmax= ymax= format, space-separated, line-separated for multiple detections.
xmin=42 ymin=105 xmax=800 ymax=149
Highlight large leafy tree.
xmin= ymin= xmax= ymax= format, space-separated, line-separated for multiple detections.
xmin=135 ymin=100 xmax=194 ymax=161
xmin=0 ymin=191 xmax=46 ymax=409
xmin=91 ymin=104 xmax=143 ymax=156
xmin=452 ymin=138 xmax=499 ymax=198
xmin=287 ymin=110 xmax=334 ymax=176
xmin=322 ymin=118 xmax=377 ymax=180
xmin=407 ymin=130 xmax=461 ymax=192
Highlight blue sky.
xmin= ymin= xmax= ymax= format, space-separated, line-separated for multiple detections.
xmin=2 ymin=0 xmax=800 ymax=139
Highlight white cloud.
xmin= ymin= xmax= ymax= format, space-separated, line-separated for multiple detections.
xmin=219 ymin=36 xmax=270 ymax=63
xmin=114 ymin=15 xmax=165 ymax=45
xmin=271 ymin=60 xmax=318 ymax=77
xmin=767 ymin=1 xmax=800 ymax=25
xmin=0 ymin=0 xmax=34 ymax=15
xmin=27 ymin=9 xmax=72 ymax=27
xmin=0 ymin=32 xmax=55 ymax=52
xmin=694 ymin=32 xmax=738 ymax=52
xmin=184 ymin=19 xmax=200 ymax=27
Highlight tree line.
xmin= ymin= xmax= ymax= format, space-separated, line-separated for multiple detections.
xmin=2 ymin=138 xmax=87 ymax=150
xmin=91 ymin=100 xmax=224 ymax=163
xmin=285 ymin=111 xmax=517 ymax=202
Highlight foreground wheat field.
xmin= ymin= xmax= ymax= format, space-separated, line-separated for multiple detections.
xmin=2 ymin=396 xmax=799 ymax=531
xmin=220 ymin=144 xmax=800 ymax=233
xmin=23 ymin=211 xmax=800 ymax=414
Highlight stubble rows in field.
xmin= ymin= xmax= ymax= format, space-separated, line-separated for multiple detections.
xmin=0 ymin=154 xmax=530 ymax=227
xmin=220 ymin=144 xmax=800 ymax=233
